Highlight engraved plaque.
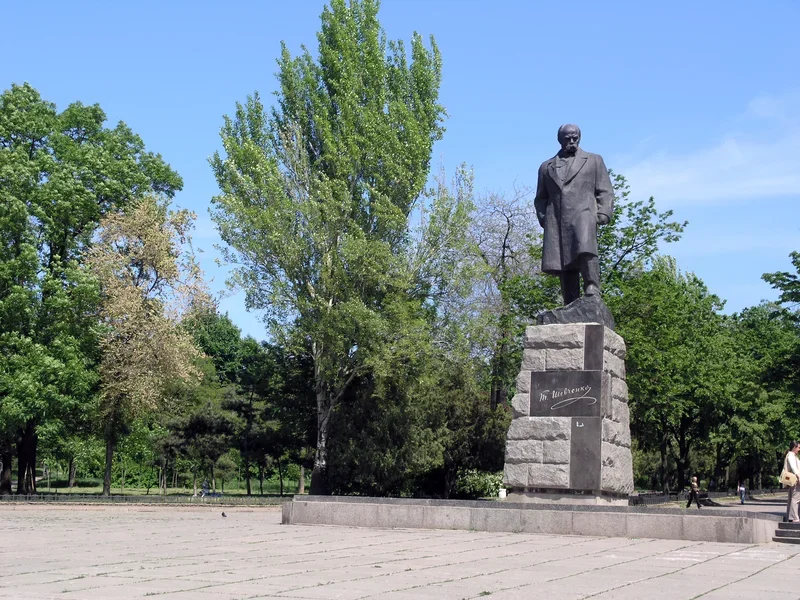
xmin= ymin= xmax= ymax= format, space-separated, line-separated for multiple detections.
xmin=530 ymin=370 xmax=604 ymax=417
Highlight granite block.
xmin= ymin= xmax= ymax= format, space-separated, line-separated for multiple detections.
xmin=511 ymin=393 xmax=530 ymax=418
xmin=604 ymin=329 xmax=626 ymax=359
xmin=525 ymin=324 xmax=586 ymax=349
xmin=422 ymin=506 xmax=472 ymax=531
xmin=603 ymin=352 xmax=626 ymax=379
xmin=602 ymin=419 xmax=631 ymax=447
xmin=542 ymin=440 xmax=571 ymax=464
xmin=529 ymin=463 xmax=570 ymax=488
xmin=506 ymin=440 xmax=544 ymax=464
xmin=504 ymin=463 xmax=530 ymax=487
xmin=470 ymin=507 xmax=522 ymax=533
xmin=545 ymin=347 xmax=585 ymax=370
xmin=611 ymin=398 xmax=629 ymax=424
xmin=611 ymin=377 xmax=628 ymax=402
xmin=519 ymin=509 xmax=574 ymax=535
xmin=506 ymin=417 xmax=572 ymax=441
xmin=521 ymin=349 xmax=546 ymax=371
xmin=515 ymin=370 xmax=531 ymax=393
xmin=572 ymin=511 xmax=627 ymax=537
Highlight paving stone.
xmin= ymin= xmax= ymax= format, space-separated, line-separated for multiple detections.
xmin=1 ymin=502 xmax=795 ymax=600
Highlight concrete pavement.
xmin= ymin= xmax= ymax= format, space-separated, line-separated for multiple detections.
xmin=1 ymin=505 xmax=798 ymax=599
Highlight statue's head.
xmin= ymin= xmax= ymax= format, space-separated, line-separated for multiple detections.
xmin=557 ymin=124 xmax=581 ymax=155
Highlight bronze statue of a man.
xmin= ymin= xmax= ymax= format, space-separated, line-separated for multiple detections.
xmin=534 ymin=124 xmax=614 ymax=305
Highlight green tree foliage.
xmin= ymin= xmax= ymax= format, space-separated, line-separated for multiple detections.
xmin=611 ymin=257 xmax=731 ymax=491
xmin=210 ymin=0 xmax=445 ymax=493
xmin=87 ymin=195 xmax=204 ymax=495
xmin=0 ymin=83 xmax=181 ymax=494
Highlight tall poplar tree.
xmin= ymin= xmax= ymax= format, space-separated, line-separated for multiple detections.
xmin=211 ymin=0 xmax=445 ymax=493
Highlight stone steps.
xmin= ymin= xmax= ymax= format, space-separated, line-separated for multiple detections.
xmin=772 ymin=522 xmax=800 ymax=543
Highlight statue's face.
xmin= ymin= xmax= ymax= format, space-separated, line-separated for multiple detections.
xmin=558 ymin=126 xmax=581 ymax=154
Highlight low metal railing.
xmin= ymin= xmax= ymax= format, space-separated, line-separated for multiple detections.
xmin=0 ymin=493 xmax=288 ymax=506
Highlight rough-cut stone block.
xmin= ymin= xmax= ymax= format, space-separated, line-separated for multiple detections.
xmin=521 ymin=348 xmax=546 ymax=371
xmin=611 ymin=377 xmax=628 ymax=402
xmin=504 ymin=462 xmax=529 ymax=487
xmin=506 ymin=417 xmax=571 ymax=441
xmin=511 ymin=393 xmax=530 ymax=418
xmin=603 ymin=352 xmax=626 ymax=379
xmin=515 ymin=370 xmax=531 ymax=394
xmin=603 ymin=329 xmax=626 ymax=359
xmin=542 ymin=440 xmax=571 ymax=464
xmin=529 ymin=463 xmax=569 ymax=488
xmin=601 ymin=442 xmax=634 ymax=494
xmin=602 ymin=419 xmax=631 ymax=447
xmin=525 ymin=324 xmax=585 ymax=350
xmin=505 ymin=440 xmax=543 ymax=464
xmin=545 ymin=348 xmax=584 ymax=371
xmin=611 ymin=399 xmax=629 ymax=424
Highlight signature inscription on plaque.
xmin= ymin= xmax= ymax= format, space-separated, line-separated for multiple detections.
xmin=537 ymin=385 xmax=597 ymax=411
xmin=530 ymin=371 xmax=603 ymax=417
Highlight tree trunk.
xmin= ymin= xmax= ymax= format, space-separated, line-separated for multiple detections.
xmin=258 ymin=465 xmax=264 ymax=495
xmin=68 ymin=456 xmax=77 ymax=488
xmin=298 ymin=465 xmax=305 ymax=495
xmin=16 ymin=421 xmax=38 ymax=495
xmin=676 ymin=422 xmax=689 ymax=491
xmin=0 ymin=446 xmax=12 ymax=495
xmin=310 ymin=347 xmax=332 ymax=496
xmin=121 ymin=461 xmax=125 ymax=493
xmin=211 ymin=464 xmax=216 ymax=493
xmin=244 ymin=458 xmax=252 ymax=496
xmin=310 ymin=397 xmax=332 ymax=495
xmin=277 ymin=458 xmax=284 ymax=497
xmin=102 ymin=430 xmax=115 ymax=497
xmin=659 ymin=431 xmax=669 ymax=493
xmin=192 ymin=469 xmax=197 ymax=497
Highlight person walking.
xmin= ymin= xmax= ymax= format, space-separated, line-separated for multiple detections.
xmin=686 ymin=476 xmax=701 ymax=509
xmin=784 ymin=441 xmax=800 ymax=522
xmin=738 ymin=481 xmax=746 ymax=505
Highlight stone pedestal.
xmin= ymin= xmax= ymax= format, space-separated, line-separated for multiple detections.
xmin=503 ymin=323 xmax=633 ymax=503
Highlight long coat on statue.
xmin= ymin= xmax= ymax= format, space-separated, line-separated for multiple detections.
xmin=533 ymin=148 xmax=614 ymax=274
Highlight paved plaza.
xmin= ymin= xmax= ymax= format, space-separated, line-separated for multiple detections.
xmin=1 ymin=505 xmax=799 ymax=600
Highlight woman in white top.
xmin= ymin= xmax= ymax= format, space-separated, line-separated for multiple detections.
xmin=784 ymin=440 xmax=800 ymax=522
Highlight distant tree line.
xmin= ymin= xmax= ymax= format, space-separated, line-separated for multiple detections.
xmin=2 ymin=0 xmax=799 ymax=498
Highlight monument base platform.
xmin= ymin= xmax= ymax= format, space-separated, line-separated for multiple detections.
xmin=507 ymin=490 xmax=628 ymax=506
xmin=283 ymin=496 xmax=781 ymax=544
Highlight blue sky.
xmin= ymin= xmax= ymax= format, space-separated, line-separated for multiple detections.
xmin=4 ymin=0 xmax=799 ymax=339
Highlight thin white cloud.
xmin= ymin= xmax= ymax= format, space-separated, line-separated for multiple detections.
xmin=616 ymin=93 xmax=800 ymax=206
xmin=676 ymin=232 xmax=798 ymax=256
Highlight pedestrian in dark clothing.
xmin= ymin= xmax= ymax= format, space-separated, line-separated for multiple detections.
xmin=686 ymin=476 xmax=701 ymax=509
